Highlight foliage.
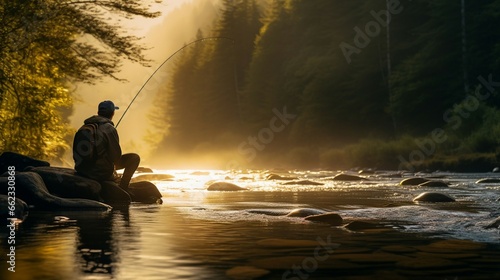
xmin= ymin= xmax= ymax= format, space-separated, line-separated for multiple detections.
xmin=0 ymin=0 xmax=159 ymax=160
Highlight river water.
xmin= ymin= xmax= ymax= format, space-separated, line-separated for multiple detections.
xmin=1 ymin=170 xmax=499 ymax=280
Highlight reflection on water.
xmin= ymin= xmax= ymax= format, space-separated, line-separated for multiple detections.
xmin=76 ymin=207 xmax=130 ymax=275
xmin=1 ymin=170 xmax=500 ymax=280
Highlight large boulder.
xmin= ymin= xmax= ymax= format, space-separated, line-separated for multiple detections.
xmin=100 ymin=181 xmax=131 ymax=204
xmin=0 ymin=152 xmax=49 ymax=174
xmin=26 ymin=166 xmax=102 ymax=201
xmin=128 ymin=181 xmax=162 ymax=204
xmin=0 ymin=172 xmax=111 ymax=210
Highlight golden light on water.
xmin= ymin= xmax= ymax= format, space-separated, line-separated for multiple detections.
xmin=2 ymin=171 xmax=500 ymax=279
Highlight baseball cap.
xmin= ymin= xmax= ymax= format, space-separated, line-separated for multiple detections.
xmin=98 ymin=100 xmax=119 ymax=115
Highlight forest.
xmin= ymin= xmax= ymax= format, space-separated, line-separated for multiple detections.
xmin=1 ymin=0 xmax=500 ymax=171
xmin=149 ymin=0 xmax=500 ymax=171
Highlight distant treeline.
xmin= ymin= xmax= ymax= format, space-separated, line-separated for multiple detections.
xmin=149 ymin=0 xmax=500 ymax=170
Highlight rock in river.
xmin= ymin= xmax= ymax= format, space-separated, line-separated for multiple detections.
xmin=286 ymin=208 xmax=326 ymax=217
xmin=330 ymin=173 xmax=366 ymax=181
xmin=418 ymin=180 xmax=449 ymax=187
xmin=129 ymin=181 xmax=162 ymax=204
xmin=26 ymin=166 xmax=102 ymax=201
xmin=304 ymin=212 xmax=343 ymax=225
xmin=413 ymin=192 xmax=455 ymax=202
xmin=282 ymin=180 xmax=324 ymax=185
xmin=0 ymin=172 xmax=111 ymax=210
xmin=206 ymin=181 xmax=247 ymax=191
xmin=475 ymin=178 xmax=500 ymax=184
xmin=399 ymin=177 xmax=429 ymax=186
xmin=484 ymin=217 xmax=500 ymax=229
xmin=136 ymin=166 xmax=154 ymax=173
xmin=265 ymin=173 xmax=297 ymax=180
xmin=131 ymin=173 xmax=174 ymax=183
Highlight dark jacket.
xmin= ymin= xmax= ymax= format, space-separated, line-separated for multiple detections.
xmin=74 ymin=115 xmax=122 ymax=181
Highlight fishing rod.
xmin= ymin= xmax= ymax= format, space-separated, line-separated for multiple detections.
xmin=115 ymin=36 xmax=235 ymax=128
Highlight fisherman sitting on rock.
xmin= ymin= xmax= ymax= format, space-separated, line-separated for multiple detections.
xmin=73 ymin=100 xmax=139 ymax=192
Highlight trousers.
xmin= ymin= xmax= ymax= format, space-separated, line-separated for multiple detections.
xmin=115 ymin=153 xmax=140 ymax=189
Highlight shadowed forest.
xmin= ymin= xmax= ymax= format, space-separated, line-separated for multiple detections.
xmin=2 ymin=0 xmax=500 ymax=170
xmin=148 ymin=0 xmax=500 ymax=170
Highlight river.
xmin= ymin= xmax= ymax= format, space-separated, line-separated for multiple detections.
xmin=1 ymin=170 xmax=499 ymax=280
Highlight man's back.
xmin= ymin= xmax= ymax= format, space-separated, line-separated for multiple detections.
xmin=74 ymin=115 xmax=121 ymax=181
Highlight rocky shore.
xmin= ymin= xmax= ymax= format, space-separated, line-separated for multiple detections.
xmin=0 ymin=152 xmax=162 ymax=220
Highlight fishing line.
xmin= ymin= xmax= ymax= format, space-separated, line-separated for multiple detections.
xmin=115 ymin=36 xmax=235 ymax=128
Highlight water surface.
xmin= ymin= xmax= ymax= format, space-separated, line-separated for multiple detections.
xmin=1 ymin=170 xmax=499 ymax=279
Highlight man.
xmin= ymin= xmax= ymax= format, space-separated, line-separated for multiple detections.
xmin=74 ymin=100 xmax=139 ymax=191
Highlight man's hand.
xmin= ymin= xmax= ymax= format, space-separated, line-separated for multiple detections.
xmin=113 ymin=170 xmax=122 ymax=184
